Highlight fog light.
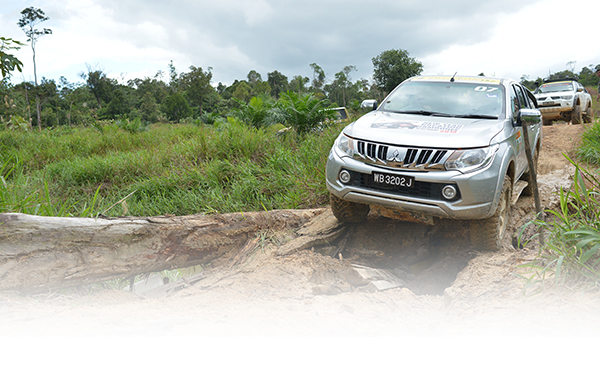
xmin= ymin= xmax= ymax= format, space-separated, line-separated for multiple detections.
xmin=442 ymin=185 xmax=457 ymax=200
xmin=339 ymin=170 xmax=351 ymax=184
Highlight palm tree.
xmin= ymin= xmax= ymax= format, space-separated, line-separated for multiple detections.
xmin=276 ymin=91 xmax=335 ymax=135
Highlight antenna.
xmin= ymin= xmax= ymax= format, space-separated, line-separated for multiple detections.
xmin=450 ymin=72 xmax=457 ymax=82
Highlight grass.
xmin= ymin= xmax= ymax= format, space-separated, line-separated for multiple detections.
xmin=0 ymin=118 xmax=341 ymax=218
xmin=520 ymin=118 xmax=600 ymax=292
xmin=577 ymin=121 xmax=600 ymax=165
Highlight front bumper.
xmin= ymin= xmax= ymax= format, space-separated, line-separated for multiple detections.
xmin=537 ymin=100 xmax=574 ymax=119
xmin=326 ymin=147 xmax=505 ymax=221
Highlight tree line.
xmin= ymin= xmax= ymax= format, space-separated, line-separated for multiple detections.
xmin=1 ymin=51 xmax=423 ymax=131
xmin=520 ymin=66 xmax=600 ymax=91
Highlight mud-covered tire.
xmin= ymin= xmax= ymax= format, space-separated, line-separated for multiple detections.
xmin=521 ymin=144 xmax=539 ymax=196
xmin=330 ymin=194 xmax=370 ymax=223
xmin=571 ymin=104 xmax=582 ymax=124
xmin=583 ymin=103 xmax=593 ymax=124
xmin=470 ymin=175 xmax=512 ymax=250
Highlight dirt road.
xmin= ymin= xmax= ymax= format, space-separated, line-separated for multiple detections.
xmin=2 ymin=123 xmax=599 ymax=383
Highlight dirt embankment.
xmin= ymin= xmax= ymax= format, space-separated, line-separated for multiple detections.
xmin=1 ymin=123 xmax=599 ymax=341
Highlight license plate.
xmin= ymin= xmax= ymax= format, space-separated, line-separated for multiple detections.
xmin=372 ymin=172 xmax=415 ymax=188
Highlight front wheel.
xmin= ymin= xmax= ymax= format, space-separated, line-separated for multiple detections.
xmin=330 ymin=194 xmax=370 ymax=223
xmin=470 ymin=175 xmax=512 ymax=250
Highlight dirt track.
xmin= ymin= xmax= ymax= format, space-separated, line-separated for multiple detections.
xmin=2 ymin=123 xmax=600 ymax=383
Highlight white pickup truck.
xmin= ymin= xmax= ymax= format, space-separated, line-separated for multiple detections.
xmin=534 ymin=78 xmax=593 ymax=125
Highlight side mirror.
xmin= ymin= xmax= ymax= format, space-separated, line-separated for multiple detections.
xmin=517 ymin=109 xmax=542 ymax=125
xmin=360 ymin=99 xmax=378 ymax=110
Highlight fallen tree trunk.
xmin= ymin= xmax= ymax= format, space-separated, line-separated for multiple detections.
xmin=0 ymin=209 xmax=323 ymax=292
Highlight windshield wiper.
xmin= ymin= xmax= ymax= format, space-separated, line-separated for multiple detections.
xmin=454 ymin=114 xmax=498 ymax=120
xmin=399 ymin=110 xmax=454 ymax=117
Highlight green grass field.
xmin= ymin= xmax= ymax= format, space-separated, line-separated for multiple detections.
xmin=1 ymin=119 xmax=341 ymax=217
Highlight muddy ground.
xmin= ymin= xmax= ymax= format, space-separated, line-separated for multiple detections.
xmin=2 ymin=123 xmax=599 ymax=383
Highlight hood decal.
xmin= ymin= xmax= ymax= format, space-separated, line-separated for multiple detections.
xmin=371 ymin=120 xmax=464 ymax=134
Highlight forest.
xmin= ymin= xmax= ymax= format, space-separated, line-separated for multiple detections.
xmin=1 ymin=61 xmax=386 ymax=131
xmin=1 ymin=57 xmax=597 ymax=132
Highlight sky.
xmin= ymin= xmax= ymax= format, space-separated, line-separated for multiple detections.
xmin=2 ymin=0 xmax=598 ymax=88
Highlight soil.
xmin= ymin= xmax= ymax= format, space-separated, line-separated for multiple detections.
xmin=2 ymin=122 xmax=599 ymax=383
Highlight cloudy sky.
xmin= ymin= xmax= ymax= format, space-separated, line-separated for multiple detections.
xmin=2 ymin=0 xmax=598 ymax=88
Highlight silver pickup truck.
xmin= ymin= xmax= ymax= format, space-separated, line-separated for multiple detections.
xmin=326 ymin=75 xmax=542 ymax=250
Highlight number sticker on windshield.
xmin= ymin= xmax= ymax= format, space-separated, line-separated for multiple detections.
xmin=474 ymin=86 xmax=499 ymax=92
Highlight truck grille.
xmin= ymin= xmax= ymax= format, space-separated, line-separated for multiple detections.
xmin=353 ymin=140 xmax=449 ymax=171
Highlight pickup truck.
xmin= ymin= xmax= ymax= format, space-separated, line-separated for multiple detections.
xmin=326 ymin=75 xmax=542 ymax=250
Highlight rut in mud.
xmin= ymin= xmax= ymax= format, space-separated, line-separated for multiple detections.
xmin=300 ymin=214 xmax=474 ymax=296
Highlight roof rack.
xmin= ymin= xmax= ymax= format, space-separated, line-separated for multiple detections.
xmin=542 ymin=76 xmax=579 ymax=83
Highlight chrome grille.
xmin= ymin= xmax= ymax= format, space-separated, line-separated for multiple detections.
xmin=353 ymin=140 xmax=450 ymax=171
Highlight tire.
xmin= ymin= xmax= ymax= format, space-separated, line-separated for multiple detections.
xmin=470 ymin=175 xmax=512 ymax=251
xmin=571 ymin=104 xmax=582 ymax=124
xmin=583 ymin=103 xmax=593 ymax=123
xmin=330 ymin=193 xmax=369 ymax=223
xmin=521 ymin=144 xmax=539 ymax=196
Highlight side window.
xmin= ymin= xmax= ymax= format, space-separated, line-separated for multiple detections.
xmin=527 ymin=91 xmax=538 ymax=108
xmin=513 ymin=85 xmax=528 ymax=109
xmin=509 ymin=85 xmax=519 ymax=121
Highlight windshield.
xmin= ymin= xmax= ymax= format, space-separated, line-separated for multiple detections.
xmin=381 ymin=81 xmax=504 ymax=118
xmin=537 ymin=82 xmax=573 ymax=94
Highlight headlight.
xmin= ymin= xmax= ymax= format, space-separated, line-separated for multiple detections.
xmin=445 ymin=145 xmax=498 ymax=173
xmin=336 ymin=133 xmax=355 ymax=157
xmin=561 ymin=95 xmax=573 ymax=100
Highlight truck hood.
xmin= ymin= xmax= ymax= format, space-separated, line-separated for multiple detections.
xmin=343 ymin=111 xmax=506 ymax=148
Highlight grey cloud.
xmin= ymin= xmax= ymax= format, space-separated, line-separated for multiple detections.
xmin=92 ymin=0 xmax=543 ymax=84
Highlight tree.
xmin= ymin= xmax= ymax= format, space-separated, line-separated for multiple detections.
xmin=164 ymin=92 xmax=191 ymax=121
xmin=247 ymin=70 xmax=271 ymax=96
xmin=372 ymin=49 xmax=423 ymax=94
xmin=232 ymin=81 xmax=252 ymax=102
xmin=103 ymin=86 xmax=131 ymax=119
xmin=0 ymin=37 xmax=24 ymax=79
xmin=180 ymin=65 xmax=214 ymax=115
xmin=139 ymin=92 xmax=160 ymax=122
xmin=80 ymin=66 xmax=115 ymax=109
xmin=579 ymin=65 xmax=600 ymax=87
xmin=17 ymin=7 xmax=52 ymax=130
xmin=520 ymin=74 xmax=544 ymax=91
xmin=247 ymin=70 xmax=262 ymax=85
xmin=325 ymin=65 xmax=356 ymax=106
xmin=309 ymin=63 xmax=326 ymax=92
xmin=267 ymin=70 xmax=288 ymax=98
xmin=289 ymin=75 xmax=309 ymax=94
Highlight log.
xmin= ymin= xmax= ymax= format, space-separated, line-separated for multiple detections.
xmin=0 ymin=209 xmax=324 ymax=292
